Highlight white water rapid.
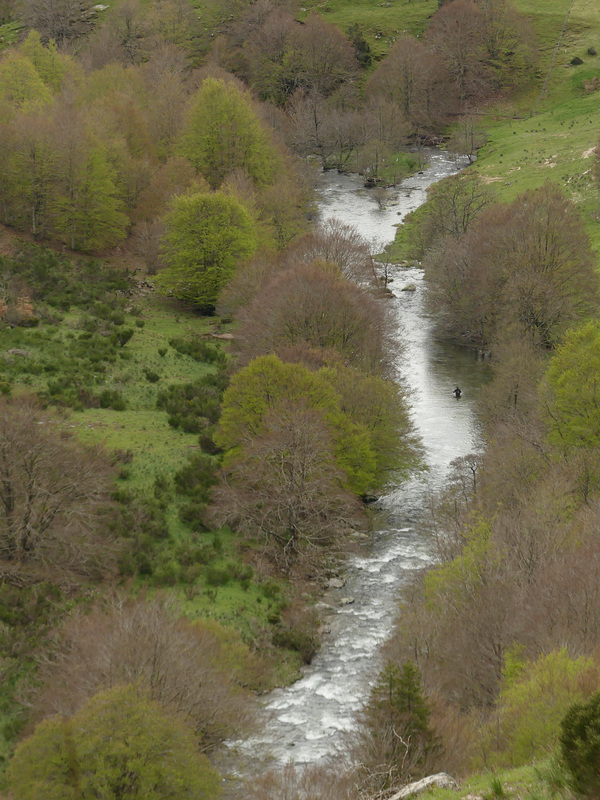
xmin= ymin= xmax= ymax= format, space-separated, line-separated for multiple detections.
xmin=234 ymin=151 xmax=488 ymax=770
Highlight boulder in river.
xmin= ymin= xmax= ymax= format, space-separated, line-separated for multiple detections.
xmin=401 ymin=283 xmax=417 ymax=292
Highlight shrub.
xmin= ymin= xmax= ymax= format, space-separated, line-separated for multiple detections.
xmin=205 ymin=563 xmax=232 ymax=586
xmin=480 ymin=649 xmax=600 ymax=768
xmin=560 ymin=690 xmax=600 ymax=797
xmin=157 ymin=374 xmax=226 ymax=433
xmin=99 ymin=389 xmax=126 ymax=411
xmin=168 ymin=336 xmax=226 ymax=365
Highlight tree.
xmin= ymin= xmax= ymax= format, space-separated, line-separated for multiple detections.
xmin=0 ymin=0 xmax=16 ymax=24
xmin=320 ymin=364 xmax=421 ymax=488
xmin=425 ymin=0 xmax=491 ymax=103
xmin=242 ymin=11 xmax=357 ymax=107
xmin=541 ymin=321 xmax=600 ymax=453
xmin=179 ymin=77 xmax=280 ymax=189
xmin=287 ymin=14 xmax=357 ymax=98
xmin=420 ymin=171 xmax=495 ymax=251
xmin=3 ymin=110 xmax=58 ymax=239
xmin=211 ymin=400 xmax=364 ymax=571
xmin=8 ymin=684 xmax=222 ymax=800
xmin=480 ymin=649 xmax=600 ymax=768
xmin=0 ymin=400 xmax=113 ymax=575
xmin=234 ymin=262 xmax=391 ymax=374
xmin=157 ymin=190 xmax=257 ymax=311
xmin=477 ymin=0 xmax=535 ymax=90
xmin=424 ymin=183 xmax=599 ymax=347
xmin=358 ymin=97 xmax=409 ymax=179
xmin=285 ymin=217 xmax=374 ymax=284
xmin=54 ymin=140 xmax=129 ymax=252
xmin=0 ymin=50 xmax=52 ymax=117
xmin=19 ymin=0 xmax=93 ymax=46
xmin=34 ymin=598 xmax=257 ymax=751
xmin=367 ymin=36 xmax=458 ymax=134
xmin=446 ymin=112 xmax=487 ymax=163
xmin=356 ymin=661 xmax=440 ymax=793
xmin=215 ymin=354 xmax=378 ymax=494
xmin=20 ymin=30 xmax=71 ymax=90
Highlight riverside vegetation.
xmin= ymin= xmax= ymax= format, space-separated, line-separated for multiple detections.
xmin=1 ymin=0 xmax=600 ymax=799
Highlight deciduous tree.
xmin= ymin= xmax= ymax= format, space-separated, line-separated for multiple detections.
xmin=541 ymin=321 xmax=600 ymax=453
xmin=0 ymin=400 xmax=113 ymax=576
xmin=211 ymin=400 xmax=364 ymax=571
xmin=368 ymin=36 xmax=458 ymax=134
xmin=9 ymin=684 xmax=222 ymax=800
xmin=157 ymin=190 xmax=257 ymax=311
xmin=234 ymin=261 xmax=391 ymax=373
xmin=179 ymin=77 xmax=280 ymax=189
xmin=20 ymin=0 xmax=94 ymax=47
xmin=424 ymin=183 xmax=599 ymax=347
xmin=35 ymin=598 xmax=258 ymax=750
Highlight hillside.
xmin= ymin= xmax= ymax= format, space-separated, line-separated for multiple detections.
xmin=1 ymin=0 xmax=600 ymax=798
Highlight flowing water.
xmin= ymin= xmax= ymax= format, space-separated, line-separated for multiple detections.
xmin=234 ymin=151 xmax=488 ymax=769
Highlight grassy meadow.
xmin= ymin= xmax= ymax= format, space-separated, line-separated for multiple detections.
xmin=384 ymin=0 xmax=600 ymax=259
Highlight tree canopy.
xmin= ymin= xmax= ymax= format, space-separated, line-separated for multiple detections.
xmin=157 ymin=190 xmax=257 ymax=311
xmin=541 ymin=320 xmax=600 ymax=452
xmin=179 ymin=77 xmax=280 ymax=189
xmin=215 ymin=354 xmax=377 ymax=495
xmin=8 ymin=684 xmax=222 ymax=800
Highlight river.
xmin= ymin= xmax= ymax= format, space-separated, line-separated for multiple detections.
xmin=233 ymin=151 xmax=489 ymax=770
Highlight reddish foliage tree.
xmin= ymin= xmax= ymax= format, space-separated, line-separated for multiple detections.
xmin=210 ymin=400 xmax=364 ymax=572
xmin=424 ymin=183 xmax=599 ymax=347
xmin=368 ymin=35 xmax=459 ymax=134
xmin=0 ymin=399 xmax=114 ymax=577
xmin=35 ymin=597 xmax=259 ymax=751
xmin=234 ymin=261 xmax=392 ymax=373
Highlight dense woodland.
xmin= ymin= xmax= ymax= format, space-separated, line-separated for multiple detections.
xmin=1 ymin=0 xmax=600 ymax=798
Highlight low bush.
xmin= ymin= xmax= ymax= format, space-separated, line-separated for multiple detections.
xmin=169 ymin=336 xmax=226 ymax=365
xmin=560 ymin=690 xmax=600 ymax=797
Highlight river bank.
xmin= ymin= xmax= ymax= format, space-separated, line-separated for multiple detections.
xmin=227 ymin=152 xmax=489 ymax=772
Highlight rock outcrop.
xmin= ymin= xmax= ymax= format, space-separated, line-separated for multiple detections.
xmin=388 ymin=773 xmax=458 ymax=800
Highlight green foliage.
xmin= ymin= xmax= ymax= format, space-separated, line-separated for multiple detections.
xmin=541 ymin=321 xmax=600 ymax=452
xmin=53 ymin=145 xmax=129 ymax=253
xmin=481 ymin=649 xmax=600 ymax=768
xmin=488 ymin=775 xmax=506 ymax=799
xmin=424 ymin=518 xmax=498 ymax=613
xmin=157 ymin=190 xmax=257 ymax=312
xmin=8 ymin=684 xmax=222 ymax=799
xmin=157 ymin=371 xmax=226 ymax=433
xmin=20 ymin=31 xmax=68 ymax=91
xmin=320 ymin=364 xmax=421 ymax=488
xmin=0 ymin=50 xmax=52 ymax=114
xmin=216 ymin=354 xmax=378 ymax=495
xmin=348 ymin=23 xmax=373 ymax=68
xmin=272 ymin=617 xmax=319 ymax=664
xmin=169 ymin=336 xmax=227 ymax=365
xmin=174 ymin=453 xmax=219 ymax=505
xmin=0 ymin=246 xmax=130 ymax=311
xmin=370 ymin=661 xmax=432 ymax=734
xmin=560 ymin=690 xmax=600 ymax=797
xmin=179 ymin=77 xmax=280 ymax=189
xmin=361 ymin=661 xmax=440 ymax=789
